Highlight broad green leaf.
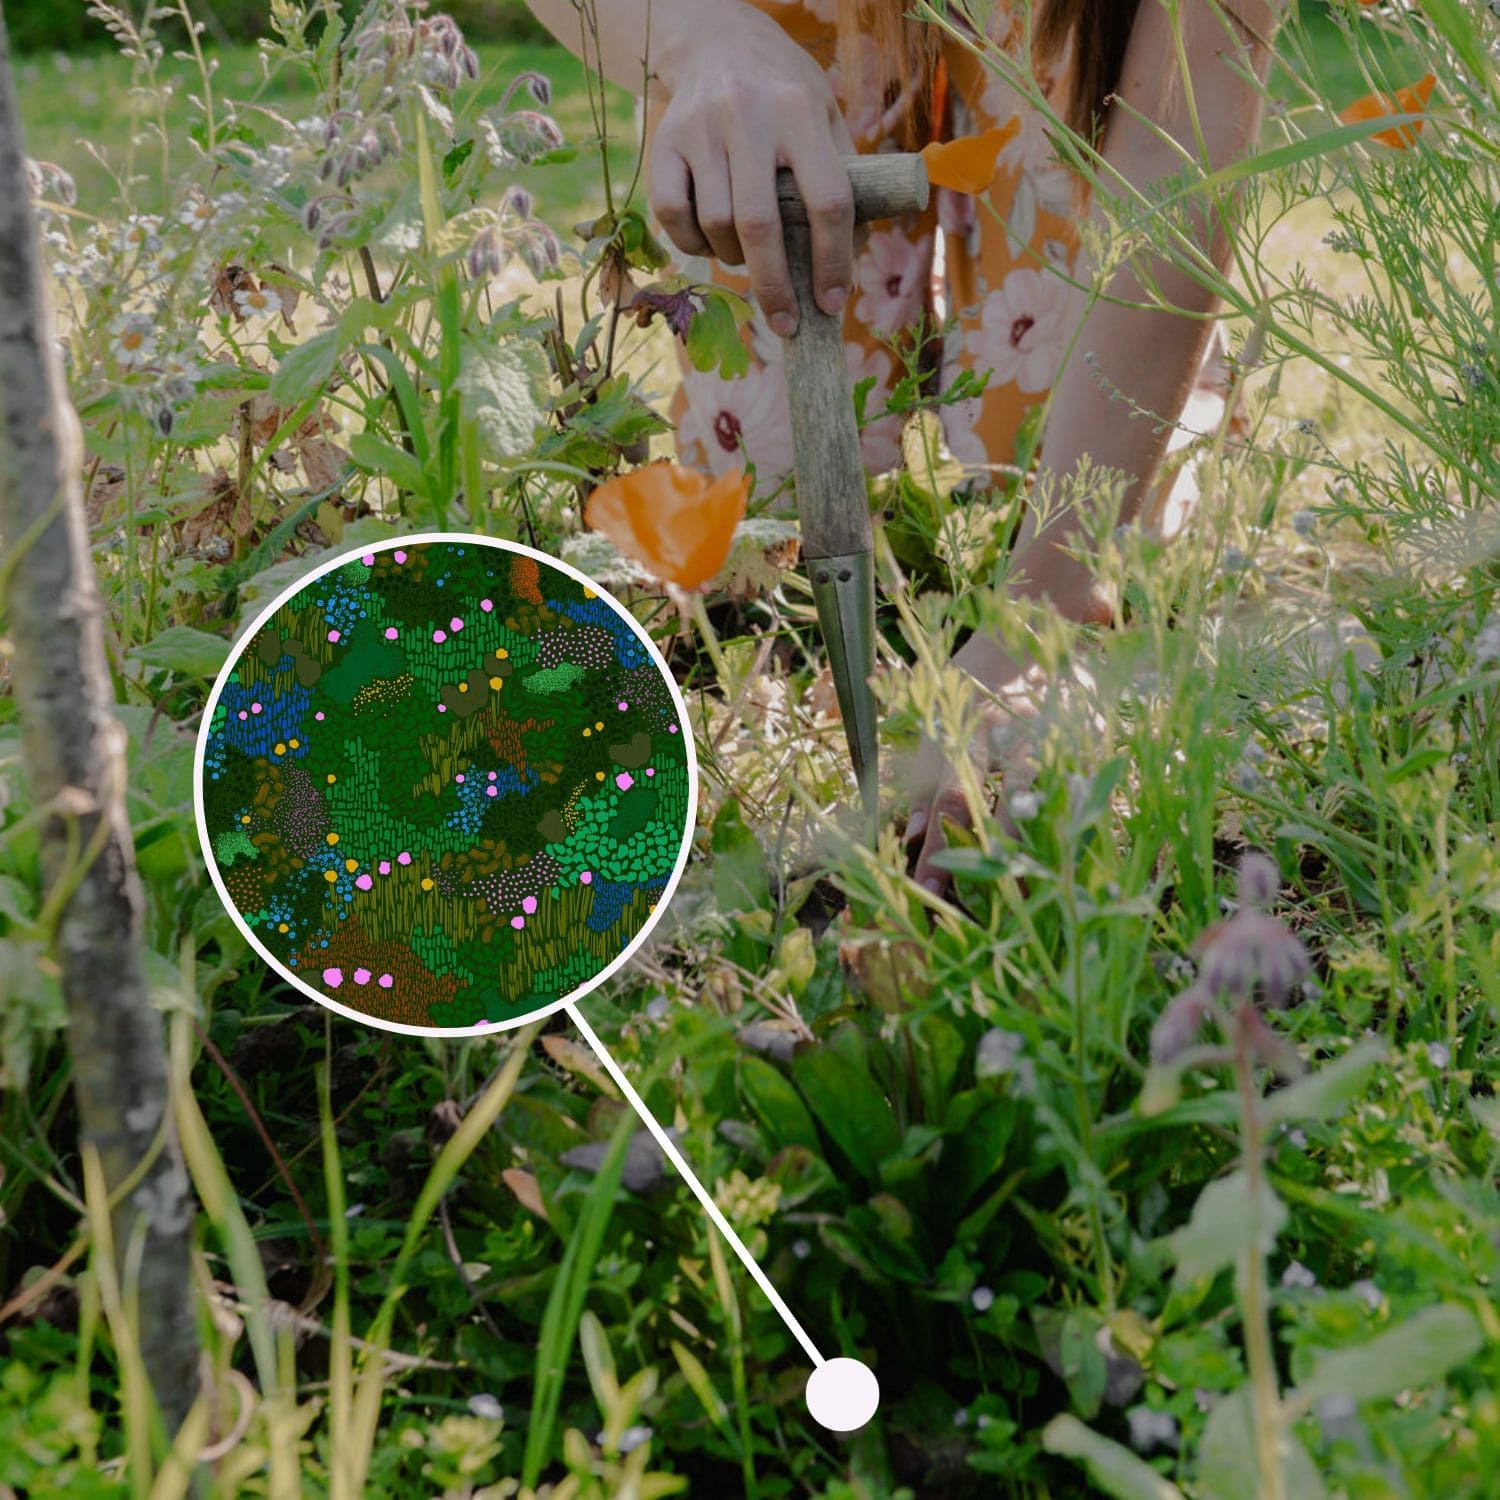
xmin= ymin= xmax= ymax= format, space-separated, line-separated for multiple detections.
xmin=670 ymin=1341 xmax=733 ymax=1439
xmin=685 ymin=294 xmax=750 ymax=379
xmin=126 ymin=625 xmax=230 ymax=679
xmin=1297 ymin=1304 xmax=1483 ymax=1405
xmin=348 ymin=432 xmax=428 ymax=497
xmin=1197 ymin=1389 xmax=1326 ymax=1500
xmin=1168 ymin=1170 xmax=1286 ymax=1284
xmin=1042 ymin=1414 xmax=1185 ymax=1500
xmin=913 ymin=1012 xmax=965 ymax=1126
xmin=738 ymin=1055 xmax=820 ymax=1153
xmin=456 ymin=337 xmax=548 ymax=463
xmin=710 ymin=798 xmax=769 ymax=914
xmin=791 ymin=1044 xmax=900 ymax=1183
xmin=1035 ymin=1308 xmax=1108 ymax=1420
xmin=268 ymin=326 xmax=342 ymax=405
xmin=1262 ymin=1037 xmax=1387 ymax=1125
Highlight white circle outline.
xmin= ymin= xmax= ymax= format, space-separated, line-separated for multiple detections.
xmin=191 ymin=531 xmax=699 ymax=1037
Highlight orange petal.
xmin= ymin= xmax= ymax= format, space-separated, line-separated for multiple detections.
xmin=584 ymin=462 xmax=749 ymax=591
xmin=922 ymin=120 xmax=1022 ymax=194
xmin=1338 ymin=71 xmax=1435 ymax=149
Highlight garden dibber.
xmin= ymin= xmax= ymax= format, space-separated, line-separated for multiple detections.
xmin=772 ymin=152 xmax=930 ymax=844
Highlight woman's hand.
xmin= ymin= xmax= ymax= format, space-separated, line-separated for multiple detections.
xmin=648 ymin=2 xmax=859 ymax=336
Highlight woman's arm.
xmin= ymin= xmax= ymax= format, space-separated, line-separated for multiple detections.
xmin=523 ymin=0 xmax=859 ymax=327
xmin=909 ymin=0 xmax=1285 ymax=889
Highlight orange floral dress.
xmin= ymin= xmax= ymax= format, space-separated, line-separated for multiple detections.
xmin=647 ymin=3 xmax=1090 ymax=492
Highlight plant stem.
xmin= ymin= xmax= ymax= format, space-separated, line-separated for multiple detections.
xmin=1233 ymin=1015 xmax=1285 ymax=1500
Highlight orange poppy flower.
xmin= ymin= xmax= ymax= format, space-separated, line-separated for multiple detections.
xmin=1338 ymin=72 xmax=1436 ymax=149
xmin=921 ymin=120 xmax=1022 ymax=194
xmin=584 ymin=462 xmax=749 ymax=591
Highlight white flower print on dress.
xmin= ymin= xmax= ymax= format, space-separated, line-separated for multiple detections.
xmin=854 ymin=225 xmax=933 ymax=334
xmin=676 ymin=359 xmax=796 ymax=488
xmin=826 ymin=34 xmax=890 ymax=145
xmin=964 ymin=266 xmax=1066 ymax=393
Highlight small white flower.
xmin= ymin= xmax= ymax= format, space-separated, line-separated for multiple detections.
xmin=114 ymin=214 xmax=163 ymax=256
xmin=1281 ymin=1259 xmax=1317 ymax=1290
xmin=617 ymin=1424 xmax=652 ymax=1454
xmin=110 ymin=312 xmax=156 ymax=367
xmin=1008 ymin=789 xmax=1041 ymax=822
xmin=467 ymin=1393 xmax=504 ymax=1421
xmin=970 ymin=1285 xmax=995 ymax=1312
xmin=234 ymin=285 xmax=277 ymax=318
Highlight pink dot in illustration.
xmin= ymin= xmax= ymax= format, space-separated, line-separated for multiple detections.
xmin=476 ymin=1018 xmax=490 ymax=1027
xmin=485 ymin=785 xmax=497 ymax=797
xmin=353 ymin=966 xmax=372 ymax=984
xmin=488 ymin=770 xmax=497 ymax=781
xmin=480 ymin=598 xmax=493 ymax=612
xmin=455 ymin=773 xmax=465 ymax=784
xmin=397 ymin=851 xmax=412 ymax=865
xmin=362 ymin=553 xmax=375 ymax=566
xmin=238 ymin=710 xmax=248 ymax=720
xmin=355 ymin=873 xmax=373 ymax=891
xmin=615 ymin=772 xmax=634 ymax=791
xmin=378 ymin=860 xmax=391 ymax=875
xmin=378 ymin=973 xmax=393 ymax=989
xmin=618 ymin=700 xmax=628 ymax=711
xmin=450 ymin=616 xmax=464 ymax=632
xmin=250 ymin=702 xmax=262 ymax=714
xmin=522 ymin=896 xmax=538 ymax=914
xmin=646 ymin=767 xmax=655 ymax=777
xmin=394 ymin=549 xmax=407 ymax=563
xmin=315 ymin=711 xmax=325 ymax=721
xmin=511 ymin=915 xmax=525 ymax=929
xmin=437 ymin=703 xmax=447 ymax=712
xmin=433 ymin=629 xmax=447 ymax=643
xmin=327 ymin=629 xmax=340 ymax=643
xmin=323 ymin=967 xmax=343 ymax=988
xmin=580 ymin=871 xmax=593 ymax=886
xmin=668 ymin=723 xmax=679 ymax=734
xmin=385 ymin=626 xmax=399 ymax=640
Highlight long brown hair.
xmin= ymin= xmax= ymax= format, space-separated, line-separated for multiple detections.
xmin=834 ymin=0 xmax=1142 ymax=150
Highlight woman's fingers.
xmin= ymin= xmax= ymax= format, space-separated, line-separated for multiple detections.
xmin=724 ymin=130 xmax=798 ymax=335
xmin=686 ymin=147 xmax=745 ymax=269
xmin=647 ymin=143 xmax=712 ymax=258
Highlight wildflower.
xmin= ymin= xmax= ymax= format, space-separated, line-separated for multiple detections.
xmin=466 ymin=225 xmax=506 ymax=281
xmin=1281 ymin=1259 xmax=1318 ymax=1289
xmin=953 ymin=1407 xmax=969 ymax=1427
xmin=234 ymin=285 xmax=277 ymax=318
xmin=1237 ymin=852 xmax=1279 ymax=908
xmin=179 ymin=196 xmax=218 ymax=229
xmin=1291 ymin=509 xmax=1318 ymax=537
xmin=1126 ymin=1407 xmax=1180 ymax=1454
xmin=645 ymin=994 xmax=671 ymax=1021
xmin=467 ymin=1394 xmax=503 ymax=1421
xmin=1149 ymin=984 xmax=1212 ymax=1064
xmin=109 ymin=312 xmax=156 ymax=367
xmin=1220 ymin=545 xmax=1248 ymax=574
xmin=792 ymin=1238 xmax=811 ymax=1259
xmin=1350 ymin=1278 xmax=1382 ymax=1310
xmin=114 ymin=214 xmax=163 ymax=256
xmin=617 ymin=1425 xmax=652 ymax=1454
xmin=976 ymin=1028 xmax=1025 ymax=1078
xmin=1198 ymin=908 xmax=1312 ymax=1009
xmin=1231 ymin=761 xmax=1261 ymax=792
xmin=1426 ymin=1041 xmax=1451 ymax=1069
xmin=970 ymin=1285 xmax=995 ymax=1312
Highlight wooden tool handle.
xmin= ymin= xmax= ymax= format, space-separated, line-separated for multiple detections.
xmin=775 ymin=152 xmax=929 ymax=226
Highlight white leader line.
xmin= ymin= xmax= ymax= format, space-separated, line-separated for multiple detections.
xmin=565 ymin=1001 xmax=826 ymax=1369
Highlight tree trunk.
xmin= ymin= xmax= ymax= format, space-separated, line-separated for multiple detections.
xmin=0 ymin=16 xmax=199 ymax=1433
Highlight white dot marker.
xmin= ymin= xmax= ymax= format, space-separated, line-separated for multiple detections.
xmin=805 ymin=1358 xmax=880 ymax=1432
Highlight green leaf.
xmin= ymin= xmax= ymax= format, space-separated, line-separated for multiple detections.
xmin=685 ymin=294 xmax=749 ymax=379
xmin=710 ymin=799 xmax=769 ymax=914
xmin=791 ymin=1044 xmax=900 ymax=1183
xmin=1197 ymin=1389 xmax=1326 ymax=1500
xmin=738 ymin=1055 xmax=821 ymax=1153
xmin=1042 ymin=1414 xmax=1186 ymax=1500
xmin=456 ymin=337 xmax=548 ymax=463
xmin=1297 ymin=1304 xmax=1483 ymax=1405
xmin=671 ymin=1341 xmax=734 ymax=1441
xmin=126 ymin=626 xmax=230 ymax=679
xmin=268 ymin=326 xmax=342 ymax=405
xmin=1261 ymin=1037 xmax=1387 ymax=1126
xmin=913 ymin=1013 xmax=965 ymax=1126
xmin=1034 ymin=1308 xmax=1108 ymax=1420
xmin=1168 ymin=1170 xmax=1286 ymax=1285
xmin=348 ymin=432 xmax=428 ymax=497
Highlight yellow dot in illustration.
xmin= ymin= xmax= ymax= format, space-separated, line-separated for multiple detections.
xmin=583 ymin=587 xmax=596 ymax=599
xmin=594 ymin=721 xmax=603 ymax=731
xmin=327 ymin=832 xmax=340 ymax=845
xmin=595 ymin=771 xmax=606 ymax=781
xmin=324 ymin=870 xmax=338 ymax=883
xmin=489 ymin=677 xmax=502 ymax=690
xmin=327 ymin=774 xmax=337 ymax=785
xmin=582 ymin=728 xmax=591 ymax=738
xmin=421 ymin=877 xmax=434 ymax=891
xmin=274 ymin=743 xmax=286 ymax=756
xmin=458 ymin=682 xmax=468 ymax=693
xmin=278 ymin=922 xmax=289 ymax=933
xmin=495 ymin=648 xmax=509 ymax=660
xmin=344 ymin=858 xmax=358 ymax=873
xmin=289 ymin=738 xmax=300 ymax=749
xmin=240 ymin=814 xmax=251 ymax=824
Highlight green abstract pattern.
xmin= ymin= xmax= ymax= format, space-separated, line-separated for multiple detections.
xmin=199 ymin=540 xmax=693 ymax=1030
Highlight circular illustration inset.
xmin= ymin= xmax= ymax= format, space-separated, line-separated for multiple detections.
xmin=194 ymin=534 xmax=697 ymax=1035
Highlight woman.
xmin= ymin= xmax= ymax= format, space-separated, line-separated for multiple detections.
xmin=525 ymin=0 xmax=1281 ymax=894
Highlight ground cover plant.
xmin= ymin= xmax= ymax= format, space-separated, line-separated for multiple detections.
xmin=0 ymin=0 xmax=1498 ymax=1496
